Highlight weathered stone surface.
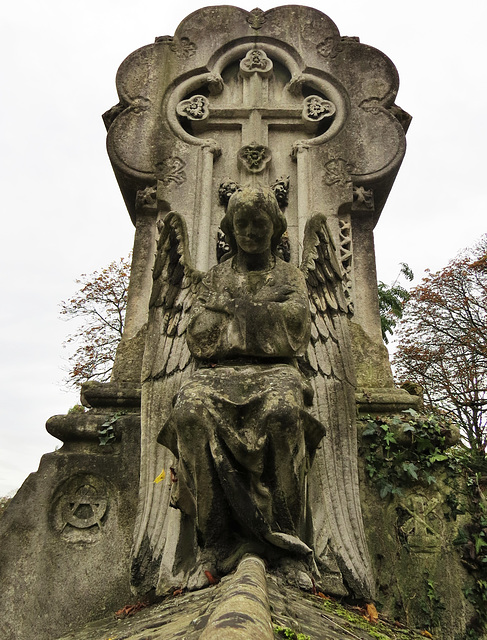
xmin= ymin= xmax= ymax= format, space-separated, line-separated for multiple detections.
xmin=356 ymin=388 xmax=421 ymax=415
xmin=106 ymin=4 xmax=410 ymax=391
xmin=360 ymin=475 xmax=477 ymax=639
xmin=199 ymin=556 xmax=274 ymax=639
xmin=135 ymin=184 xmax=372 ymax=599
xmin=4 ymin=6 xmax=475 ymax=640
xmin=0 ymin=400 xmax=141 ymax=640
xmin=53 ymin=555 xmax=400 ymax=640
xmin=80 ymin=380 xmax=141 ymax=408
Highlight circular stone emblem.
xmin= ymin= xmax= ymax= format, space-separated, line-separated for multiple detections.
xmin=51 ymin=474 xmax=111 ymax=542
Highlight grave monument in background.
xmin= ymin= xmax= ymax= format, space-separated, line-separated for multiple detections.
xmin=0 ymin=6 xmax=479 ymax=640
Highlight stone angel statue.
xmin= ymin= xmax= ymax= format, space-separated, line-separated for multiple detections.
xmin=131 ymin=185 xmax=374 ymax=599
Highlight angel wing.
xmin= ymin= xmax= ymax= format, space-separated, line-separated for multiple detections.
xmin=301 ymin=214 xmax=375 ymax=600
xmin=131 ymin=211 xmax=202 ymax=594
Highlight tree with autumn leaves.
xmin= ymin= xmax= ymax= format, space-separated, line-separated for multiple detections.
xmin=60 ymin=255 xmax=130 ymax=387
xmin=393 ymin=235 xmax=487 ymax=453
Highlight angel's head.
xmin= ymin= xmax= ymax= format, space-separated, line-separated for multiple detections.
xmin=221 ymin=185 xmax=287 ymax=257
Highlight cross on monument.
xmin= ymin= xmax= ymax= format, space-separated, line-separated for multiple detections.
xmin=176 ymin=48 xmax=336 ymax=181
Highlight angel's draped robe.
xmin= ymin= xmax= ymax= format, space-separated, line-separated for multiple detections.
xmin=158 ymin=257 xmax=326 ymax=562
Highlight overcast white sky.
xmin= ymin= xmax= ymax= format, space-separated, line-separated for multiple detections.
xmin=1 ymin=1 xmax=485 ymax=496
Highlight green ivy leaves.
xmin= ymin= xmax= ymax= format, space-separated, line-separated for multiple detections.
xmin=98 ymin=411 xmax=126 ymax=446
xmin=361 ymin=410 xmax=455 ymax=498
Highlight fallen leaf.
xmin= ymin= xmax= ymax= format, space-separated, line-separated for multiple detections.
xmin=115 ymin=601 xmax=149 ymax=619
xmin=394 ymin=620 xmax=406 ymax=628
xmin=420 ymin=632 xmax=433 ymax=639
xmin=365 ymin=603 xmax=379 ymax=625
xmin=204 ymin=570 xmax=219 ymax=585
xmin=153 ymin=469 xmax=166 ymax=484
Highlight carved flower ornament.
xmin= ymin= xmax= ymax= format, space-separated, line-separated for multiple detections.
xmin=237 ymin=142 xmax=272 ymax=173
xmin=240 ymin=49 xmax=273 ymax=77
xmin=303 ymin=96 xmax=336 ymax=122
xmin=176 ymin=95 xmax=210 ymax=121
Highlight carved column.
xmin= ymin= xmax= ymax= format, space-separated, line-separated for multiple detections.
xmin=111 ymin=186 xmax=158 ymax=384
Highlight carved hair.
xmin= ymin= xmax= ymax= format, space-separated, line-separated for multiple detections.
xmin=220 ymin=185 xmax=287 ymax=257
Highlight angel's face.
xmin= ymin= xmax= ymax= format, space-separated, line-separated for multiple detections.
xmin=232 ymin=205 xmax=274 ymax=255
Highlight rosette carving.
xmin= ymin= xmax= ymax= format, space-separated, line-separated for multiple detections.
xmin=239 ymin=49 xmax=273 ymax=78
xmin=176 ymin=95 xmax=209 ymax=121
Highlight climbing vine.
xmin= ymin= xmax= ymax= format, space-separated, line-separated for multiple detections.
xmin=449 ymin=451 xmax=487 ymax=638
xmin=97 ymin=411 xmax=127 ymax=446
xmin=361 ymin=409 xmax=487 ymax=637
xmin=360 ymin=409 xmax=456 ymax=498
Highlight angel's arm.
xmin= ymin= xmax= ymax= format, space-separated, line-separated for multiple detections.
xmin=232 ymin=268 xmax=310 ymax=357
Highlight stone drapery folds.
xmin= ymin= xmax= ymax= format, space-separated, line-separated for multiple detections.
xmin=132 ymin=186 xmax=374 ymax=599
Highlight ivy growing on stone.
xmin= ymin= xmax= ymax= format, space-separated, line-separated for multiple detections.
xmin=448 ymin=450 xmax=487 ymax=638
xmin=97 ymin=411 xmax=127 ymax=446
xmin=360 ymin=409 xmax=455 ymax=498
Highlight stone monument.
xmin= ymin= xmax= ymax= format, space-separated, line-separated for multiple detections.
xmin=1 ymin=6 xmax=480 ymax=640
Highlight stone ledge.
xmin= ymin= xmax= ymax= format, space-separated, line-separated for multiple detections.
xmin=81 ymin=381 xmax=141 ymax=408
xmin=356 ymin=387 xmax=421 ymax=414
xmin=54 ymin=555 xmax=388 ymax=640
xmin=200 ymin=555 xmax=273 ymax=639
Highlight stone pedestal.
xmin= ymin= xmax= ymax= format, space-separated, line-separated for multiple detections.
xmin=0 ymin=383 xmax=141 ymax=640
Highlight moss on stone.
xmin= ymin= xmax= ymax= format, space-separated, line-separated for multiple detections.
xmin=318 ymin=597 xmax=431 ymax=639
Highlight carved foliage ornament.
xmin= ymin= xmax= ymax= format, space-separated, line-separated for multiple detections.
xmin=324 ymin=158 xmax=354 ymax=186
xmin=270 ymin=176 xmax=290 ymax=208
xmin=218 ymin=180 xmax=241 ymax=207
xmin=170 ymin=36 xmax=197 ymax=59
xmin=135 ymin=185 xmax=158 ymax=212
xmin=155 ymin=157 xmax=187 ymax=187
xmin=352 ymin=185 xmax=374 ymax=211
xmin=316 ymin=37 xmax=343 ymax=59
xmin=303 ymin=96 xmax=336 ymax=122
xmin=240 ymin=49 xmax=273 ymax=77
xmin=238 ymin=142 xmax=271 ymax=173
xmin=176 ymin=95 xmax=210 ymax=121
xmin=154 ymin=36 xmax=197 ymax=59
xmin=246 ymin=7 xmax=266 ymax=29
xmin=218 ymin=177 xmax=289 ymax=209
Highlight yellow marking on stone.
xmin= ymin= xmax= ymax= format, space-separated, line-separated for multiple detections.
xmin=153 ymin=469 xmax=166 ymax=484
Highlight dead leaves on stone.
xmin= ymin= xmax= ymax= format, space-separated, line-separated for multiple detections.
xmin=114 ymin=601 xmax=149 ymax=619
xmin=365 ymin=602 xmax=379 ymax=624
xmin=313 ymin=593 xmax=436 ymax=638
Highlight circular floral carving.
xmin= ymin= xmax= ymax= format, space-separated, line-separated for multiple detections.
xmin=240 ymin=49 xmax=273 ymax=78
xmin=303 ymin=96 xmax=336 ymax=122
xmin=176 ymin=95 xmax=209 ymax=121
xmin=237 ymin=142 xmax=272 ymax=173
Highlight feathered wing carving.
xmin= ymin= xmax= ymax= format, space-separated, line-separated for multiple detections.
xmin=131 ymin=212 xmax=202 ymax=594
xmin=132 ymin=209 xmax=373 ymax=598
xmin=301 ymin=214 xmax=375 ymax=600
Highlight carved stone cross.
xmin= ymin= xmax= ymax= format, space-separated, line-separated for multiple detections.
xmin=176 ymin=48 xmax=335 ymax=180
